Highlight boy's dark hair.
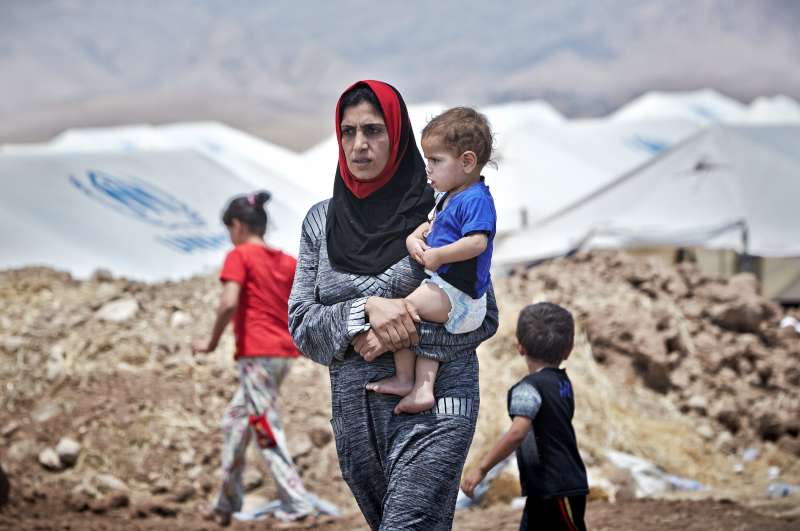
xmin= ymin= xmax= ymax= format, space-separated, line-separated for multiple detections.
xmin=339 ymin=84 xmax=382 ymax=120
xmin=516 ymin=302 xmax=575 ymax=364
xmin=221 ymin=191 xmax=271 ymax=236
xmin=421 ymin=106 xmax=495 ymax=168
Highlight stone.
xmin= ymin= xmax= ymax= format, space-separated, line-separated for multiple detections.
xmin=169 ymin=311 xmax=192 ymax=329
xmin=309 ymin=427 xmax=333 ymax=448
xmin=290 ymin=433 xmax=313 ymax=458
xmin=95 ymin=473 xmax=128 ymax=493
xmin=106 ymin=492 xmax=130 ymax=509
xmin=170 ymin=484 xmax=195 ymax=503
xmin=31 ymin=403 xmax=61 ymax=423
xmin=178 ymin=449 xmax=195 ymax=466
xmin=710 ymin=301 xmax=766 ymax=334
xmin=91 ymin=268 xmax=114 ymax=282
xmin=1 ymin=421 xmax=20 ymax=437
xmin=46 ymin=344 xmax=66 ymax=381
xmin=38 ymin=447 xmax=63 ymax=470
xmin=642 ymin=361 xmax=672 ymax=393
xmin=7 ymin=439 xmax=37 ymax=462
xmin=687 ymin=395 xmax=708 ymax=414
xmin=95 ymin=298 xmax=139 ymax=323
xmin=65 ymin=491 xmax=92 ymax=513
xmin=0 ymin=335 xmax=25 ymax=353
xmin=55 ymin=437 xmax=81 ymax=467
xmin=147 ymin=501 xmax=179 ymax=517
xmin=696 ymin=423 xmax=715 ymax=440
xmin=715 ymin=431 xmax=735 ymax=453
xmin=150 ymin=478 xmax=171 ymax=495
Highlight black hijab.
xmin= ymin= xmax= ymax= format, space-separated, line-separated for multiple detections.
xmin=326 ymin=80 xmax=434 ymax=275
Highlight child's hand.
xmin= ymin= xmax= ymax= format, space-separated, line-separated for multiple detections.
xmin=460 ymin=467 xmax=486 ymax=499
xmin=422 ymin=247 xmax=445 ymax=271
xmin=352 ymin=329 xmax=388 ymax=361
xmin=191 ymin=339 xmax=215 ymax=354
xmin=407 ymin=236 xmax=429 ymax=265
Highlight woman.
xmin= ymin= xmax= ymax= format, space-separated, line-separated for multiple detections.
xmin=288 ymin=80 xmax=498 ymax=530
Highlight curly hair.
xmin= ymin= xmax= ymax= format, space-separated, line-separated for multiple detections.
xmin=421 ymin=106 xmax=495 ymax=168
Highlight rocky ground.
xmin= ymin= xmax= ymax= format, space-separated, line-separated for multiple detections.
xmin=0 ymin=252 xmax=798 ymax=530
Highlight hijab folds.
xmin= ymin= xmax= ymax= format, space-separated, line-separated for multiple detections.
xmin=326 ymin=80 xmax=434 ymax=275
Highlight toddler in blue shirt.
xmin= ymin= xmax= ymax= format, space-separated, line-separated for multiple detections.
xmin=367 ymin=107 xmax=497 ymax=413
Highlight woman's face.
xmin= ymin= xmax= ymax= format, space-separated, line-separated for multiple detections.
xmin=340 ymin=101 xmax=391 ymax=181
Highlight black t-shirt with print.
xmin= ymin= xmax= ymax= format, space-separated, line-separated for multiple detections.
xmin=507 ymin=368 xmax=589 ymax=498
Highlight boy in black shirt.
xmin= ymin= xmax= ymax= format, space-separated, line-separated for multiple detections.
xmin=461 ymin=302 xmax=588 ymax=530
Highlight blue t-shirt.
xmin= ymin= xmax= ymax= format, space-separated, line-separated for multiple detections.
xmin=426 ymin=179 xmax=496 ymax=298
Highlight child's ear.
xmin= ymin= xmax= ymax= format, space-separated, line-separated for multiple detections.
xmin=461 ymin=150 xmax=478 ymax=173
xmin=515 ymin=341 xmax=527 ymax=357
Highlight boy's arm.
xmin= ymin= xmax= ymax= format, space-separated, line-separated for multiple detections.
xmin=191 ymin=281 xmax=240 ymax=353
xmin=423 ymin=232 xmax=488 ymax=271
xmin=407 ymin=221 xmax=431 ymax=264
xmin=461 ymin=415 xmax=533 ymax=498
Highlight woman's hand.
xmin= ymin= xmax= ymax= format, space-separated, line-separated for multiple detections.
xmin=365 ymin=297 xmax=420 ymax=351
xmin=352 ymin=329 xmax=389 ymax=361
xmin=460 ymin=467 xmax=486 ymax=499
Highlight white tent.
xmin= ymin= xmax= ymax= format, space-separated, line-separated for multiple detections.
xmin=303 ymin=103 xmax=696 ymax=233
xmin=2 ymin=121 xmax=312 ymax=212
xmin=494 ymin=125 xmax=800 ymax=266
xmin=610 ymin=89 xmax=750 ymax=124
xmin=0 ymin=150 xmax=305 ymax=281
xmin=746 ymin=95 xmax=800 ymax=123
xmin=611 ymin=90 xmax=800 ymax=126
xmin=484 ymin=118 xmax=700 ymax=231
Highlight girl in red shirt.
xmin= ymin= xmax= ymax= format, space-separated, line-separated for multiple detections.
xmin=192 ymin=191 xmax=313 ymax=526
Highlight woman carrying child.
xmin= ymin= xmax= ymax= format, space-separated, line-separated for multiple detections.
xmin=289 ymin=80 xmax=498 ymax=530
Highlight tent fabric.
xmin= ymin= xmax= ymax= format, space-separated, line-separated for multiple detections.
xmin=611 ymin=89 xmax=800 ymax=125
xmin=494 ymin=125 xmax=800 ymax=265
xmin=0 ymin=150 xmax=304 ymax=281
xmin=303 ymin=106 xmax=699 ymax=233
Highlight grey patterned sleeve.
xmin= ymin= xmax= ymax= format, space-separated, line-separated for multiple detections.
xmin=508 ymin=380 xmax=542 ymax=420
xmin=410 ymin=284 xmax=499 ymax=362
xmin=288 ymin=205 xmax=366 ymax=366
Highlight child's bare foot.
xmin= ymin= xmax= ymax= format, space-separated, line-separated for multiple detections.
xmin=393 ymin=385 xmax=435 ymax=414
xmin=366 ymin=376 xmax=414 ymax=397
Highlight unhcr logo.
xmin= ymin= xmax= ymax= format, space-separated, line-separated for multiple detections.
xmin=69 ymin=170 xmax=228 ymax=254
xmin=69 ymin=170 xmax=206 ymax=229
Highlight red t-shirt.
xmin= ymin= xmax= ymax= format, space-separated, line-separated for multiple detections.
xmin=220 ymin=243 xmax=300 ymax=359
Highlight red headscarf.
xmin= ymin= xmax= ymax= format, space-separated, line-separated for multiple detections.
xmin=335 ymin=80 xmax=406 ymax=199
xmin=326 ymin=80 xmax=434 ymax=275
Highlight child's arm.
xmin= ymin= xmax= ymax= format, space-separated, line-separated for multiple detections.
xmin=191 ymin=281 xmax=241 ymax=353
xmin=460 ymin=415 xmax=533 ymax=498
xmin=423 ymin=232 xmax=488 ymax=272
xmin=406 ymin=221 xmax=431 ymax=264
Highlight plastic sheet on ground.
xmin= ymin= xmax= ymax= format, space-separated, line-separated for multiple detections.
xmin=233 ymin=492 xmax=339 ymax=522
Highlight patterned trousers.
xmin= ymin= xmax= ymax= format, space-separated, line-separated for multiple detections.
xmin=214 ymin=357 xmax=313 ymax=515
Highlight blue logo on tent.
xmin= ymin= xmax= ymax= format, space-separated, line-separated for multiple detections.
xmin=628 ymin=135 xmax=669 ymax=154
xmin=69 ymin=170 xmax=206 ymax=229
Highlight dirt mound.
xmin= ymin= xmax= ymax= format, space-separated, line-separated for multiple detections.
xmin=1 ymin=254 xmax=798 ymax=529
xmin=466 ymin=250 xmax=799 ymax=513
xmin=510 ymin=251 xmax=800 ymax=452
xmin=0 ymin=266 xmax=357 ymax=525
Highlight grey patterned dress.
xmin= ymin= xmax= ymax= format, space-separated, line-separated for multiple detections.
xmin=288 ymin=200 xmax=498 ymax=530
